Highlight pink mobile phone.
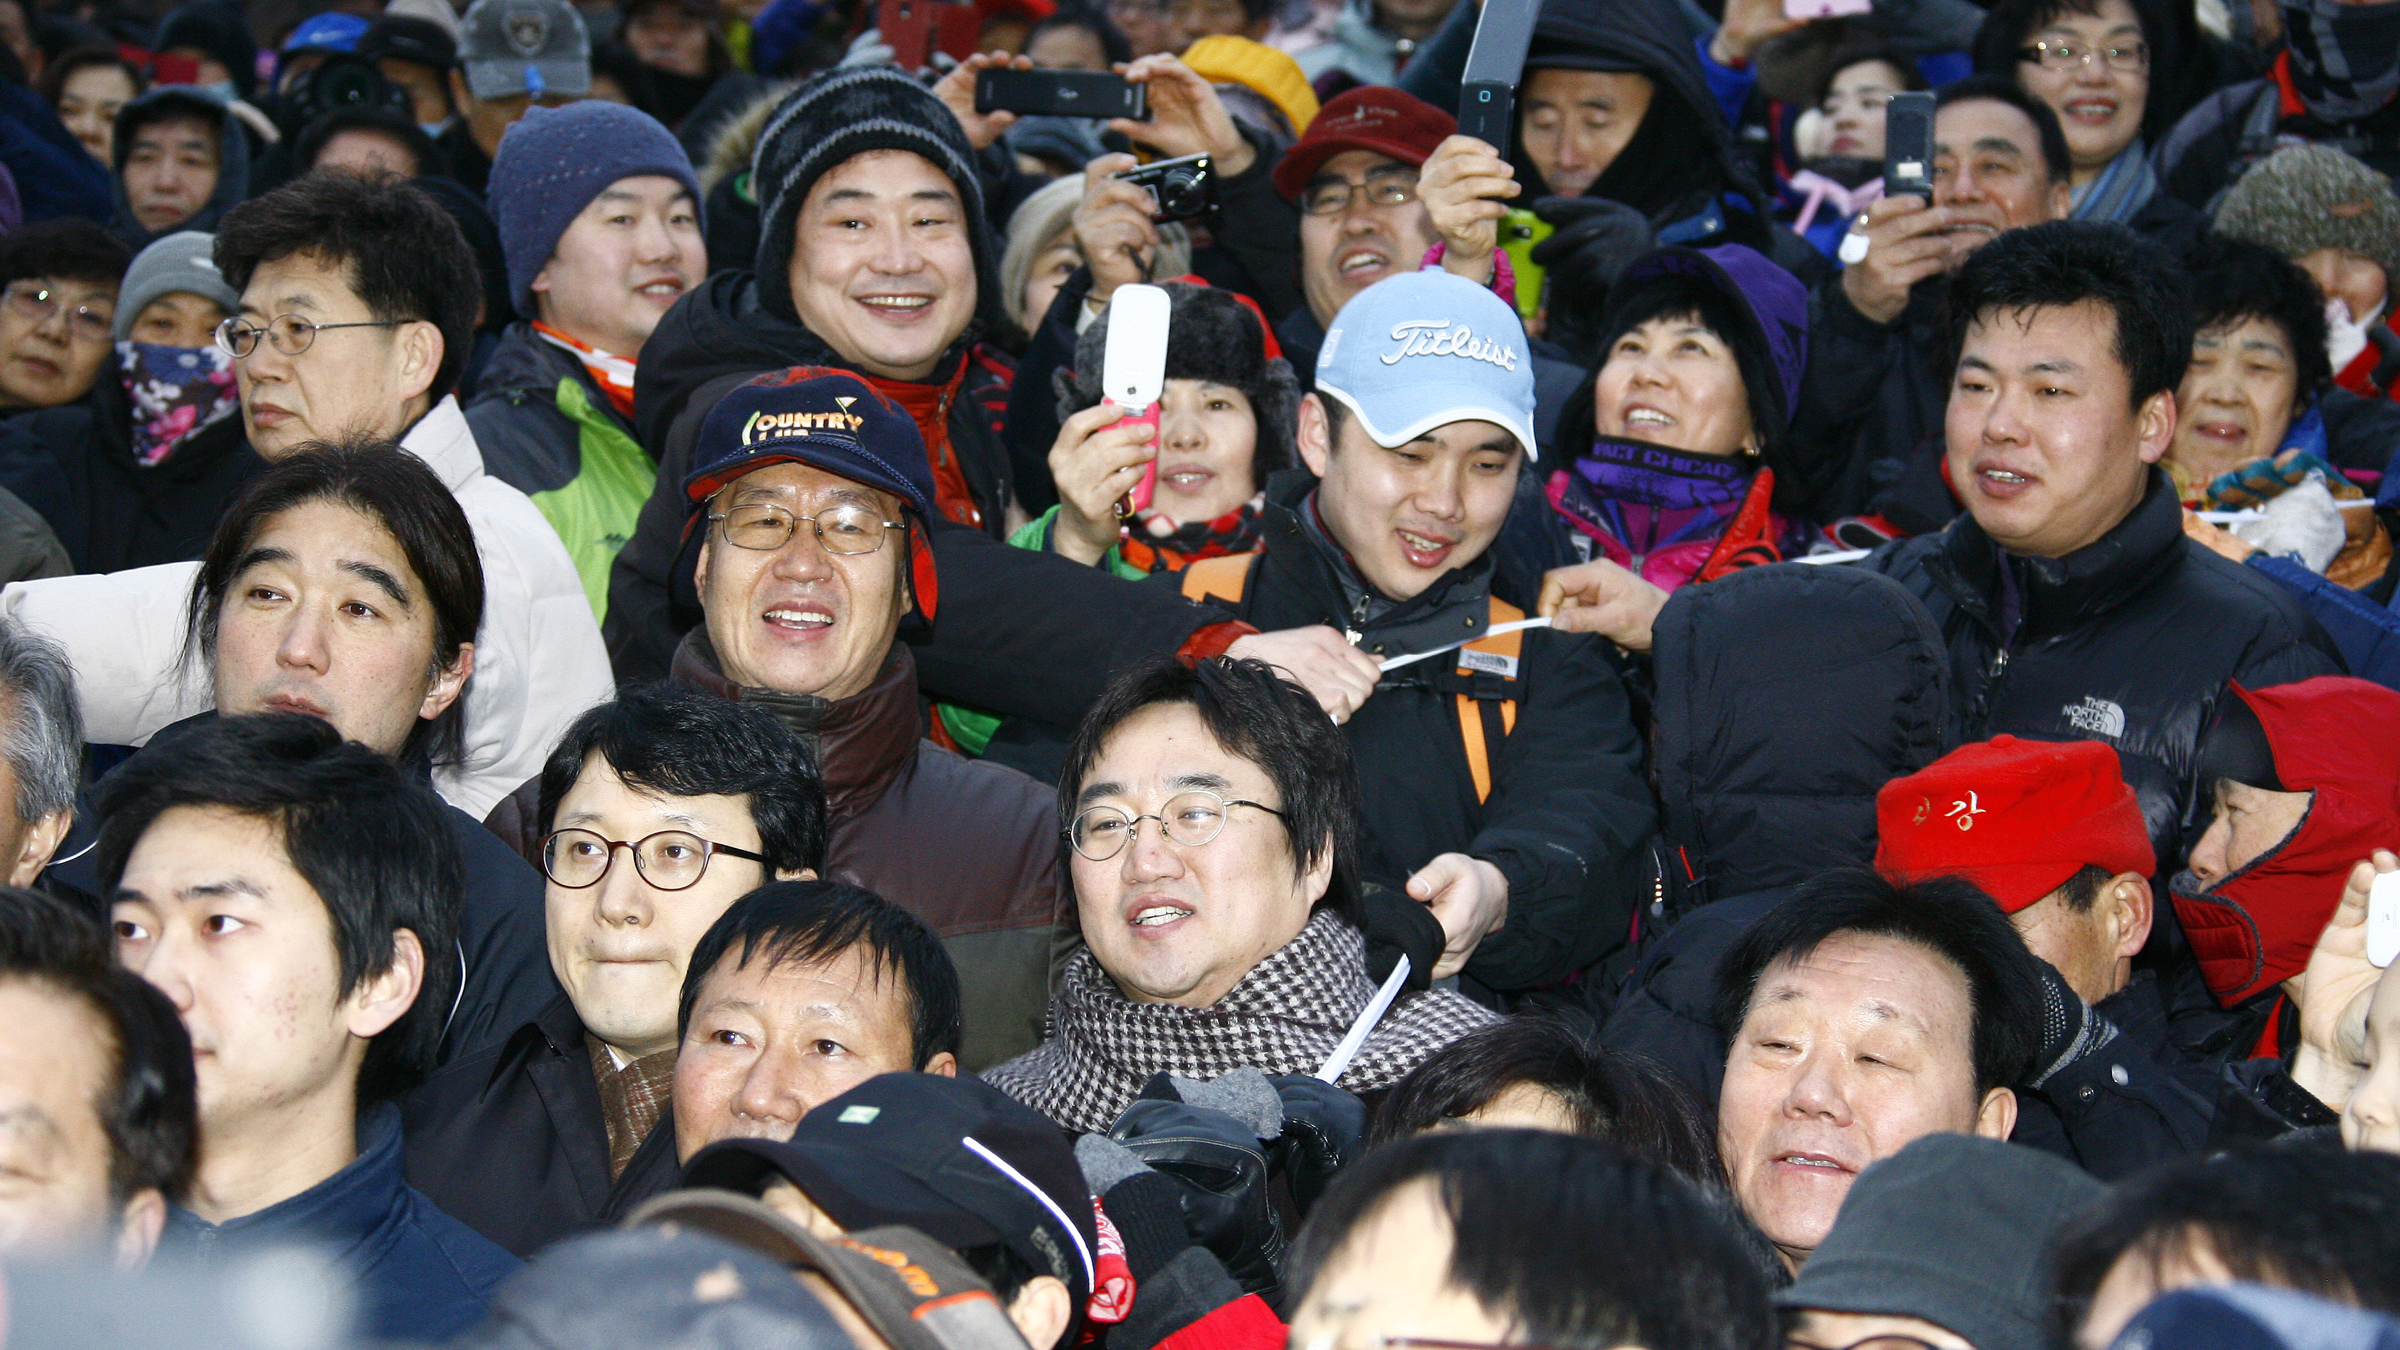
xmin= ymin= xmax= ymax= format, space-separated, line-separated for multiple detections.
xmin=1123 ymin=404 xmax=1162 ymax=513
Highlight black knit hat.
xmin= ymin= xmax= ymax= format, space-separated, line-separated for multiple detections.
xmin=750 ymin=66 xmax=1002 ymax=336
xmin=1058 ymin=281 xmax=1301 ymax=480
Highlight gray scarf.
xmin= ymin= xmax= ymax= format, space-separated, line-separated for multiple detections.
xmin=982 ymin=910 xmax=1501 ymax=1134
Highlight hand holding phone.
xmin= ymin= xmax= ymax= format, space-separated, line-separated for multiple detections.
xmin=1102 ymin=284 xmax=1172 ymax=515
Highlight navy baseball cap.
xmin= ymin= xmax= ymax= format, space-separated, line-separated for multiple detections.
xmin=680 ymin=367 xmax=941 ymax=619
xmin=680 ymin=1074 xmax=1096 ymax=1314
xmin=1314 ymin=268 xmax=1539 ymax=460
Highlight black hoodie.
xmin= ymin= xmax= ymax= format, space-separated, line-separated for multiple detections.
xmin=604 ymin=270 xmax=1233 ymax=725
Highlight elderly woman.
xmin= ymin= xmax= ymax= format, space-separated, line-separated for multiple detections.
xmin=982 ymin=656 xmax=1497 ymax=1134
xmin=1544 ymin=243 xmax=1819 ymax=591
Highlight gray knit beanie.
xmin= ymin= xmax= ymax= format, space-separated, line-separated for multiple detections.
xmin=1774 ymin=1134 xmax=2106 ymax=1350
xmin=1057 ymin=281 xmax=1300 ymax=480
xmin=750 ymin=66 xmax=1003 ymax=336
xmin=2213 ymin=144 xmax=2400 ymax=284
xmin=488 ymin=100 xmax=702 ymax=320
xmin=113 ymin=230 xmax=237 ymax=341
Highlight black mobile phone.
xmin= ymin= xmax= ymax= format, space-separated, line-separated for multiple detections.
xmin=1115 ymin=152 xmax=1216 ymax=223
xmin=1881 ymin=90 xmax=1935 ymax=200
xmin=974 ymin=67 xmax=1146 ymax=120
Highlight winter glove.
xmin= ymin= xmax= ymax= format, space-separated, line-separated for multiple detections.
xmin=1264 ymin=1075 xmax=1367 ymax=1219
xmin=1077 ymin=1135 xmax=1253 ymax=1350
xmin=1358 ymin=883 xmax=1440 ymax=992
xmin=2026 ymin=959 xmax=2121 ymax=1091
xmin=1109 ymin=1074 xmax=1286 ymax=1298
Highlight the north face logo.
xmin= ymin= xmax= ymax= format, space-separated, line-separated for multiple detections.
xmin=2064 ymin=696 xmax=2126 ymax=739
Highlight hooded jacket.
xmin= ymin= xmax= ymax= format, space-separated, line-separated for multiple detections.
xmin=107 ymin=87 xmax=253 ymax=248
xmin=602 ymin=270 xmax=1236 ymax=729
xmin=1862 ymin=469 xmax=2345 ymax=870
xmin=2172 ymin=678 xmax=2400 ymax=1010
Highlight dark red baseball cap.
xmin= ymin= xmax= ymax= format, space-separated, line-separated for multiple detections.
xmin=1874 ymin=735 xmax=2155 ymax=913
xmin=1271 ymin=85 xmax=1457 ymax=202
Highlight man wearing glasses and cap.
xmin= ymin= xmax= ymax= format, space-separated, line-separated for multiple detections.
xmin=402 ymin=680 xmax=826 ymax=1259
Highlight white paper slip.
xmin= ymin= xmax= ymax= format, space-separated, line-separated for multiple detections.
xmin=1377 ymin=617 xmax=1552 ymax=671
xmin=1796 ymin=548 xmax=1873 ymax=565
xmin=1317 ymin=955 xmax=1411 ymax=1083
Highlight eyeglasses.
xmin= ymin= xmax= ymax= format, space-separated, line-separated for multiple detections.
xmin=2017 ymin=38 xmax=2148 ymax=71
xmin=4 ymin=282 xmax=112 ymax=343
xmin=214 ymin=313 xmax=409 ymax=359
xmin=1300 ymin=170 xmax=1419 ymax=216
xmin=708 ymin=502 xmax=904 ymax=555
xmin=539 ymin=828 xmax=768 ymax=891
xmin=1067 ymin=790 xmax=1287 ymax=862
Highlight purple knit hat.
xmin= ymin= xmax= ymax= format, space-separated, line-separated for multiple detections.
xmin=1616 ymin=242 xmax=1809 ymax=426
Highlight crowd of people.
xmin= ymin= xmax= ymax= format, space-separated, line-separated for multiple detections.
xmin=0 ymin=0 xmax=2397 ymax=1343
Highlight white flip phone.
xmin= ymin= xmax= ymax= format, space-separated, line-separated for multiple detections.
xmin=1101 ymin=283 xmax=1171 ymax=514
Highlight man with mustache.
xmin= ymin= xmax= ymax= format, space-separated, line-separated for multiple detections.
xmin=1791 ymin=76 xmax=2075 ymax=532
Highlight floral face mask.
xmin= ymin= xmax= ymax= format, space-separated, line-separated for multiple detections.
xmin=118 ymin=339 xmax=238 ymax=465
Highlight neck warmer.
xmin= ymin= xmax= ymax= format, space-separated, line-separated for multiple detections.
xmin=2071 ymin=138 xmax=2159 ymax=225
xmin=1121 ymin=493 xmax=1267 ymax=572
xmin=2169 ymin=677 xmax=2400 ymax=1008
xmin=118 ymin=340 xmax=238 ymax=466
xmin=2287 ymin=0 xmax=2400 ymax=123
xmin=864 ymin=362 xmax=982 ymax=531
xmin=1547 ymin=438 xmax=1796 ymax=589
xmin=535 ymin=321 xmax=638 ymax=418
xmin=980 ymin=909 xmax=1499 ymax=1133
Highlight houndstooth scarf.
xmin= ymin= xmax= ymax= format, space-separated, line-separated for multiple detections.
xmin=981 ymin=910 xmax=1501 ymax=1134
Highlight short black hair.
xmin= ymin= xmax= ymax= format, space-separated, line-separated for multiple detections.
xmin=1944 ymin=219 xmax=2193 ymax=413
xmin=677 ymin=879 xmax=962 ymax=1067
xmin=1024 ymin=7 xmax=1133 ymax=65
xmin=2051 ymin=1143 xmax=2400 ymax=1338
xmin=537 ymin=681 xmax=830 ymax=880
xmin=1061 ymin=656 xmax=1364 ymax=924
xmin=2053 ymin=863 xmax=2116 ymax=914
xmin=0 ymin=217 xmax=131 ymax=291
xmin=212 ymin=171 xmax=481 ymax=405
xmin=1935 ymin=73 xmax=2073 ymax=186
xmin=2185 ymin=233 xmax=2335 ymax=399
xmin=0 ymin=887 xmax=198 ymax=1210
xmin=93 ymin=713 xmax=464 ymax=1104
xmin=1713 ymin=870 xmax=2046 ymax=1095
xmin=1288 ymin=1130 xmax=1777 ymax=1350
xmin=186 ymin=439 xmax=483 ymax=773
xmin=293 ymin=106 xmax=438 ymax=179
xmin=1810 ymin=42 xmax=1927 ymax=110
xmin=1369 ymin=1018 xmax=1722 ymax=1190
xmin=37 ymin=43 xmax=143 ymax=108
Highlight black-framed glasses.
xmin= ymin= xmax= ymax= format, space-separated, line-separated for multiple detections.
xmin=2017 ymin=38 xmax=2148 ymax=71
xmin=708 ymin=502 xmax=904 ymax=555
xmin=1300 ymin=169 xmax=1420 ymax=216
xmin=539 ymin=828 xmax=768 ymax=891
xmin=1067 ymin=790 xmax=1287 ymax=862
xmin=4 ymin=281 xmax=112 ymax=343
xmin=214 ymin=313 xmax=409 ymax=359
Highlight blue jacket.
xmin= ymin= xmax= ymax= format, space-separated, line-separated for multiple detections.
xmin=161 ymin=1105 xmax=518 ymax=1342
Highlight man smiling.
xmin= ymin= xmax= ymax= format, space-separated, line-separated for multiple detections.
xmin=1161 ymin=269 xmax=1655 ymax=1001
xmin=1544 ymin=222 xmax=2340 ymax=871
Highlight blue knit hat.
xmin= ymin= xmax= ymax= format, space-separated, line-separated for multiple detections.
xmin=487 ymin=100 xmax=701 ymax=320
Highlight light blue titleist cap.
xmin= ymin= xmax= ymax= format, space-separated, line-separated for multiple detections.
xmin=1314 ymin=267 xmax=1540 ymax=461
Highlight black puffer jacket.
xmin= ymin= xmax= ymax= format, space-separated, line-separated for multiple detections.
xmin=1648 ymin=561 xmax=1952 ymax=910
xmin=1146 ymin=471 xmax=1657 ymax=998
xmin=606 ymin=270 xmax=1237 ymax=722
xmin=1861 ymin=469 xmax=2345 ymax=868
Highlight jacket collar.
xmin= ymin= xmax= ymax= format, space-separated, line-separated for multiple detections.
xmin=669 ymin=630 xmax=919 ymax=818
xmin=1930 ymin=467 xmax=2185 ymax=641
xmin=398 ymin=395 xmax=481 ymax=497
xmin=166 ymin=1104 xmax=416 ymax=1255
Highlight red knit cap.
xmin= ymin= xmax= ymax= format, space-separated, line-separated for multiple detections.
xmin=1271 ymin=86 xmax=1456 ymax=202
xmin=1874 ymin=735 xmax=2155 ymax=913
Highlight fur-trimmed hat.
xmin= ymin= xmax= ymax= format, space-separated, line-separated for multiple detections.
xmin=750 ymin=66 xmax=1003 ymax=338
xmin=2213 ymin=144 xmax=2400 ymax=286
xmin=1056 ymin=281 xmax=1299 ymax=481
